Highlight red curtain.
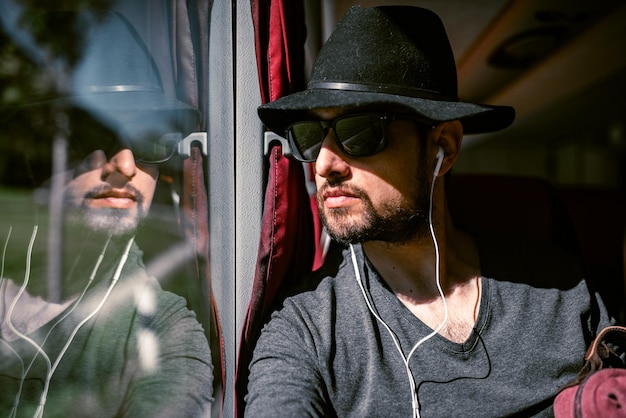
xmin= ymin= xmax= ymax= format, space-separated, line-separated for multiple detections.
xmin=234 ymin=0 xmax=314 ymax=415
xmin=166 ymin=0 xmax=226 ymax=413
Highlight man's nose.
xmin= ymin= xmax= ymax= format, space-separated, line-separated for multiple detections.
xmin=314 ymin=132 xmax=350 ymax=179
xmin=103 ymin=148 xmax=137 ymax=180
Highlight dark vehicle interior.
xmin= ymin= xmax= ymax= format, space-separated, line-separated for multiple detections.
xmin=302 ymin=0 xmax=626 ymax=320
xmin=237 ymin=1 xmax=626 ymax=414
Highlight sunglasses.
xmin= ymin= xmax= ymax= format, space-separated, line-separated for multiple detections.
xmin=67 ymin=126 xmax=182 ymax=164
xmin=286 ymin=113 xmax=401 ymax=163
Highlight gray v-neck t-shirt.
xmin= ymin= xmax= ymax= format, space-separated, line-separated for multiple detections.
xmin=246 ymin=239 xmax=611 ymax=417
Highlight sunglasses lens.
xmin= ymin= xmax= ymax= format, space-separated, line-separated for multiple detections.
xmin=67 ymin=126 xmax=118 ymax=164
xmin=131 ymin=133 xmax=181 ymax=163
xmin=334 ymin=114 xmax=387 ymax=157
xmin=286 ymin=114 xmax=389 ymax=162
xmin=67 ymin=125 xmax=180 ymax=164
xmin=288 ymin=122 xmax=325 ymax=162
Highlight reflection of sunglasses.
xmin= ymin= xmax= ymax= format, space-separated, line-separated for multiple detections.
xmin=67 ymin=128 xmax=182 ymax=164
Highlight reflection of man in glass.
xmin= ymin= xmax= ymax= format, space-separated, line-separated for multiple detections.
xmin=0 ymin=11 xmax=213 ymax=417
xmin=63 ymin=135 xmax=159 ymax=237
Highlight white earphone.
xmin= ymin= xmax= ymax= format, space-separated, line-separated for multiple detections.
xmin=434 ymin=146 xmax=444 ymax=177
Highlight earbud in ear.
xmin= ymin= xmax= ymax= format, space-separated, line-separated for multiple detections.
xmin=434 ymin=146 xmax=444 ymax=177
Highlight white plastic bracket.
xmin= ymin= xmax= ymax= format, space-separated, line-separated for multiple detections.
xmin=263 ymin=131 xmax=291 ymax=157
xmin=178 ymin=132 xmax=208 ymax=158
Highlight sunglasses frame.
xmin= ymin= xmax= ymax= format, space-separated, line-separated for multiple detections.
xmin=133 ymin=132 xmax=184 ymax=164
xmin=285 ymin=112 xmax=423 ymax=163
xmin=68 ymin=130 xmax=183 ymax=165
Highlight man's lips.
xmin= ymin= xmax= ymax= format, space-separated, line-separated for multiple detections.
xmin=321 ymin=187 xmax=360 ymax=209
xmin=89 ymin=190 xmax=137 ymax=209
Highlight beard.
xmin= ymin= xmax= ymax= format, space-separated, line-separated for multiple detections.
xmin=64 ymin=184 xmax=148 ymax=238
xmin=317 ymin=164 xmax=431 ymax=246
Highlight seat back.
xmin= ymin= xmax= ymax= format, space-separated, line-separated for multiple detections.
xmin=558 ymin=187 xmax=626 ymax=320
xmin=447 ymin=174 xmax=581 ymax=257
xmin=447 ymin=173 xmax=624 ymax=319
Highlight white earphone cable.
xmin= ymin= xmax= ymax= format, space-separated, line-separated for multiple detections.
xmin=351 ymin=150 xmax=448 ymax=418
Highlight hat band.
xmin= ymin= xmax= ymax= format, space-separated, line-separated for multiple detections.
xmin=308 ymin=81 xmax=457 ymax=102
xmin=78 ymin=84 xmax=164 ymax=94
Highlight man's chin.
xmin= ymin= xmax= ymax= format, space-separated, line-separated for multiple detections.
xmin=88 ymin=220 xmax=138 ymax=237
xmin=65 ymin=209 xmax=142 ymax=238
xmin=323 ymin=211 xmax=429 ymax=245
xmin=323 ymin=221 xmax=370 ymax=246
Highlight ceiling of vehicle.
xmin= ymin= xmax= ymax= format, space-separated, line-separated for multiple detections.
xmin=305 ymin=0 xmax=626 ymax=150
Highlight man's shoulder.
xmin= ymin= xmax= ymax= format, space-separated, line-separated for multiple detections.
xmin=271 ymin=244 xmax=357 ymax=318
xmin=287 ymin=243 xmax=353 ymax=293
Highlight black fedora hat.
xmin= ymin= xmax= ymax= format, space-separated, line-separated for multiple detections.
xmin=258 ymin=5 xmax=515 ymax=136
xmin=4 ymin=10 xmax=199 ymax=135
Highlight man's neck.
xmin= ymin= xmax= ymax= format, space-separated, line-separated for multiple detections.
xmin=4 ymin=227 xmax=134 ymax=302
xmin=361 ymin=223 xmax=482 ymax=343
xmin=363 ymin=238 xmax=440 ymax=301
xmin=0 ymin=278 xmax=76 ymax=341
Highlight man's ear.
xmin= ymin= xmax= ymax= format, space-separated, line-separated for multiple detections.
xmin=432 ymin=120 xmax=463 ymax=176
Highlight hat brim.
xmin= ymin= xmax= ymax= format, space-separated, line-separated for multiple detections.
xmin=73 ymin=91 xmax=201 ymax=132
xmin=258 ymin=89 xmax=514 ymax=136
xmin=3 ymin=91 xmax=201 ymax=135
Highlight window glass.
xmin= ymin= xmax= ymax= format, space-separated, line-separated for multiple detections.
xmin=0 ymin=1 xmax=215 ymax=416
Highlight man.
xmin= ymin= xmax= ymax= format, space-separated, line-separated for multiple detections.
xmin=245 ymin=6 xmax=612 ymax=417
xmin=0 ymin=11 xmax=213 ymax=417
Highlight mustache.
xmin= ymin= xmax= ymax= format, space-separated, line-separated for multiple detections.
xmin=83 ymin=184 xmax=144 ymax=204
xmin=317 ymin=180 xmax=368 ymax=199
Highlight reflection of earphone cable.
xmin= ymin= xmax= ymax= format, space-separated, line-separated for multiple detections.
xmin=351 ymin=161 xmax=448 ymax=418
xmin=1 ymin=226 xmax=27 ymax=418
xmin=1 ymin=225 xmax=132 ymax=418
xmin=4 ymin=226 xmax=53 ymax=418
xmin=34 ymin=236 xmax=134 ymax=418
xmin=16 ymin=233 xmax=112 ymax=418
xmin=1 ymin=226 xmax=12 ymax=294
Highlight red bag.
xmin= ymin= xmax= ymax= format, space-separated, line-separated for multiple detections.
xmin=554 ymin=326 xmax=626 ymax=417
